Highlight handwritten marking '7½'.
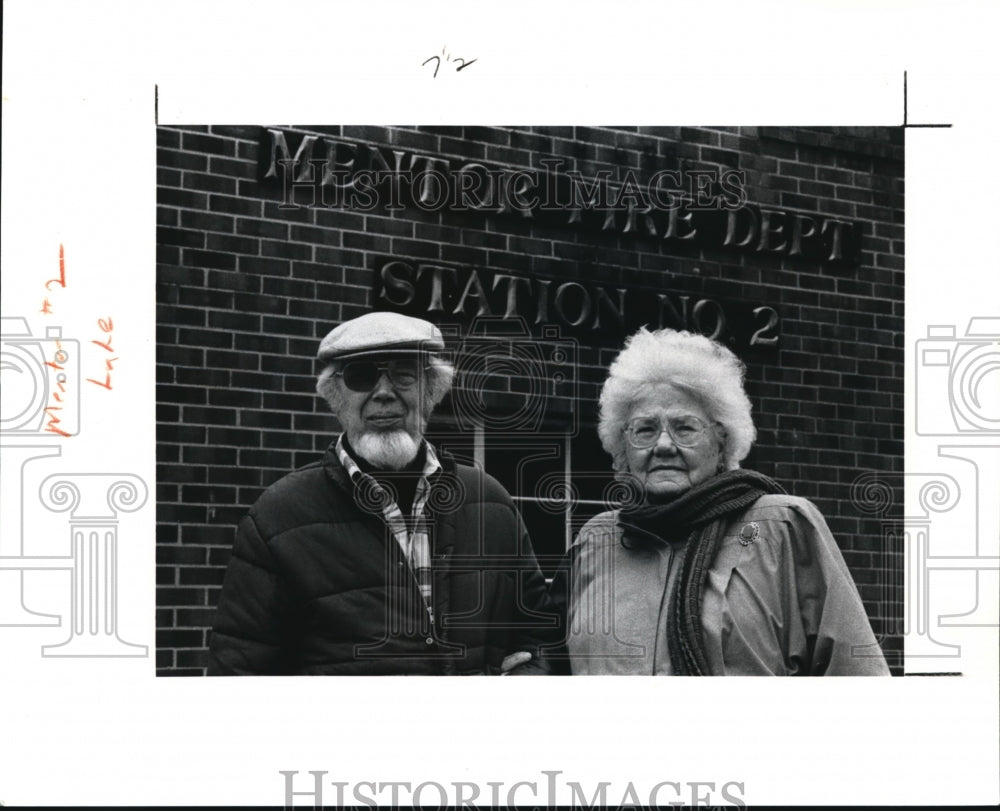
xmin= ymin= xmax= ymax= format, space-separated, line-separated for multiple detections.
xmin=423 ymin=47 xmax=477 ymax=78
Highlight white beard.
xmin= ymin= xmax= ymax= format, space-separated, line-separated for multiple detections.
xmin=355 ymin=430 xmax=419 ymax=470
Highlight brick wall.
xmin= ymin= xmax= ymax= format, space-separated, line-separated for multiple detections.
xmin=156 ymin=125 xmax=905 ymax=675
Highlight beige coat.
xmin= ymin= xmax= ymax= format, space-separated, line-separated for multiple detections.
xmin=566 ymin=494 xmax=890 ymax=675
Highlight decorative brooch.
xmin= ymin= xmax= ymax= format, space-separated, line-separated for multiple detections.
xmin=738 ymin=521 xmax=760 ymax=546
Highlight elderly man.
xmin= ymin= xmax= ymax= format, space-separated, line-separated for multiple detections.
xmin=208 ymin=312 xmax=555 ymax=675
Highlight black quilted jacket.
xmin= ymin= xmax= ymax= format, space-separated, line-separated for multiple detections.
xmin=207 ymin=441 xmax=557 ymax=675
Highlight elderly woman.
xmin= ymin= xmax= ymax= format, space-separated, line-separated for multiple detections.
xmin=554 ymin=327 xmax=889 ymax=675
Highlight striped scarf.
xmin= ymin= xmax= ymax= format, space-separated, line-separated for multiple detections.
xmin=619 ymin=469 xmax=786 ymax=675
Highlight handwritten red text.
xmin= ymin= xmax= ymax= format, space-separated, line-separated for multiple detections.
xmin=86 ymin=317 xmax=118 ymax=391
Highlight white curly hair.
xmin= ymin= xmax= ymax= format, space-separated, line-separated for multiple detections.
xmin=598 ymin=327 xmax=756 ymax=474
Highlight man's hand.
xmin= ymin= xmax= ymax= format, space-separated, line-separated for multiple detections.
xmin=500 ymin=651 xmax=532 ymax=674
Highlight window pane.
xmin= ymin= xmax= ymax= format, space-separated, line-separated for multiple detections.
xmin=484 ymin=437 xmax=563 ymax=499
xmin=571 ymin=424 xmax=616 ymax=503
xmin=425 ymin=419 xmax=476 ymax=468
xmin=514 ymin=498 xmax=567 ymax=577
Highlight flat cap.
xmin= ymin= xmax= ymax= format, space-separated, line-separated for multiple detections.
xmin=317 ymin=312 xmax=445 ymax=362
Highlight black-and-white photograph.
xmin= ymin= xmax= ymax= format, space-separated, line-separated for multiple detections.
xmin=5 ymin=2 xmax=999 ymax=806
xmin=156 ymin=125 xmax=903 ymax=677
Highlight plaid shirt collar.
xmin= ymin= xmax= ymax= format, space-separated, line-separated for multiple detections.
xmin=334 ymin=434 xmax=442 ymax=620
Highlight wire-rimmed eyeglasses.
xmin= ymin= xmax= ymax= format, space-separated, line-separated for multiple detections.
xmin=623 ymin=414 xmax=709 ymax=449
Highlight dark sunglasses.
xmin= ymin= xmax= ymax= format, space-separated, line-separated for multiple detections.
xmin=334 ymin=360 xmax=426 ymax=392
